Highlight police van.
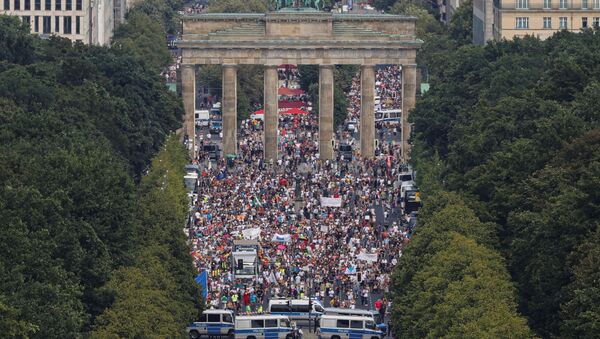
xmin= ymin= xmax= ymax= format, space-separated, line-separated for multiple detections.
xmin=187 ymin=309 xmax=235 ymax=339
xmin=234 ymin=314 xmax=300 ymax=339
xmin=323 ymin=308 xmax=386 ymax=334
xmin=317 ymin=315 xmax=384 ymax=339
xmin=268 ymin=298 xmax=325 ymax=321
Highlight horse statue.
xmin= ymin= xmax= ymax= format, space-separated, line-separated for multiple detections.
xmin=271 ymin=0 xmax=321 ymax=10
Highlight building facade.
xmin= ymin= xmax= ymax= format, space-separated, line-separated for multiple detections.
xmin=474 ymin=0 xmax=600 ymax=44
xmin=1 ymin=0 xmax=114 ymax=45
xmin=440 ymin=0 xmax=466 ymax=24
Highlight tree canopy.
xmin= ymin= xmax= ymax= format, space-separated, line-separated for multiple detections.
xmin=0 ymin=9 xmax=199 ymax=337
xmin=407 ymin=2 xmax=600 ymax=334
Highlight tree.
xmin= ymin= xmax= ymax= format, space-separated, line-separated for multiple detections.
xmin=208 ymin=0 xmax=268 ymax=13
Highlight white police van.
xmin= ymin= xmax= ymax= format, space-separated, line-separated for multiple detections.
xmin=317 ymin=315 xmax=384 ymax=339
xmin=235 ymin=314 xmax=300 ymax=339
xmin=187 ymin=309 xmax=235 ymax=339
xmin=268 ymin=298 xmax=325 ymax=321
xmin=323 ymin=308 xmax=386 ymax=335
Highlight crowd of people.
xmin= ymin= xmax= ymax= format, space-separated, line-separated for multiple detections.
xmin=187 ymin=66 xmax=416 ymax=319
xmin=162 ymin=50 xmax=182 ymax=84
xmin=347 ymin=65 xmax=403 ymax=122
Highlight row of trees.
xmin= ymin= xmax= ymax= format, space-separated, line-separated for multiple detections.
xmin=391 ymin=193 xmax=533 ymax=338
xmin=393 ymin=0 xmax=600 ymax=336
xmin=0 ymin=0 xmax=200 ymax=334
xmin=90 ymin=136 xmax=200 ymax=337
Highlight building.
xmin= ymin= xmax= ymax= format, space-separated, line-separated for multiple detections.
xmin=474 ymin=0 xmax=600 ymax=44
xmin=440 ymin=0 xmax=466 ymax=24
xmin=1 ymin=0 xmax=114 ymax=45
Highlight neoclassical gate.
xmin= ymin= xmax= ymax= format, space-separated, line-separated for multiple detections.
xmin=178 ymin=8 xmax=422 ymax=161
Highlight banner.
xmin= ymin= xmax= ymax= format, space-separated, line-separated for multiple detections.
xmin=194 ymin=270 xmax=208 ymax=299
xmin=242 ymin=228 xmax=261 ymax=240
xmin=357 ymin=252 xmax=379 ymax=263
xmin=320 ymin=196 xmax=342 ymax=207
xmin=271 ymin=233 xmax=292 ymax=243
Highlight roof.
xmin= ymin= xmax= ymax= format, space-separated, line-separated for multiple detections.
xmin=324 ymin=308 xmax=377 ymax=315
xmin=236 ymin=315 xmax=289 ymax=320
xmin=203 ymin=309 xmax=234 ymax=314
xmin=320 ymin=315 xmax=376 ymax=321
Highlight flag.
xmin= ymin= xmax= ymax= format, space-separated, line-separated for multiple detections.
xmin=195 ymin=270 xmax=208 ymax=299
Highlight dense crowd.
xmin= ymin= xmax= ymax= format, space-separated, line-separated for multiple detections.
xmin=347 ymin=65 xmax=403 ymax=122
xmin=188 ymin=67 xmax=414 ymax=318
xmin=162 ymin=50 xmax=182 ymax=83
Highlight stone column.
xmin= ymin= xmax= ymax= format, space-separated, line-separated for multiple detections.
xmin=360 ymin=65 xmax=375 ymax=158
xmin=264 ymin=65 xmax=279 ymax=161
xmin=319 ymin=65 xmax=334 ymax=160
xmin=402 ymin=64 xmax=417 ymax=162
xmin=222 ymin=64 xmax=238 ymax=156
xmin=181 ymin=64 xmax=196 ymax=158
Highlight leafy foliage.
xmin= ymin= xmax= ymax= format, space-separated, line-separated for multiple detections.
xmin=0 ymin=6 xmax=197 ymax=337
xmin=409 ymin=20 xmax=600 ymax=337
xmin=390 ymin=193 xmax=532 ymax=338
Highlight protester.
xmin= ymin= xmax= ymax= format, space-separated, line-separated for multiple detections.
xmin=188 ymin=66 xmax=414 ymax=314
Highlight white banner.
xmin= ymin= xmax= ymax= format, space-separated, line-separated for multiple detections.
xmin=271 ymin=233 xmax=292 ymax=243
xmin=242 ymin=228 xmax=261 ymax=240
xmin=357 ymin=253 xmax=379 ymax=263
xmin=320 ymin=196 xmax=342 ymax=207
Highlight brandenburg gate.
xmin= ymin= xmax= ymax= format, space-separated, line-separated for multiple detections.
xmin=178 ymin=8 xmax=421 ymax=161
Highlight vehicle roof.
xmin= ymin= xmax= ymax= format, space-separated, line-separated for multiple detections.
xmin=321 ymin=315 xmax=376 ymax=321
xmin=324 ymin=308 xmax=376 ymax=315
xmin=203 ymin=309 xmax=234 ymax=314
xmin=236 ymin=315 xmax=289 ymax=320
xmin=268 ymin=298 xmax=322 ymax=305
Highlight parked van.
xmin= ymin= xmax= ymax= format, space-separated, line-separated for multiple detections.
xmin=268 ymin=298 xmax=325 ymax=321
xmin=235 ymin=315 xmax=299 ymax=339
xmin=187 ymin=309 xmax=235 ymax=339
xmin=317 ymin=315 xmax=384 ymax=339
xmin=323 ymin=308 xmax=386 ymax=333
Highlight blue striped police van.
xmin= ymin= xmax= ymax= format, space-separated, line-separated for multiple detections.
xmin=187 ymin=309 xmax=235 ymax=339
xmin=234 ymin=314 xmax=300 ymax=339
xmin=268 ymin=298 xmax=325 ymax=321
xmin=317 ymin=315 xmax=384 ymax=339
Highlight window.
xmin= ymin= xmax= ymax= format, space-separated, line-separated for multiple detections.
xmin=63 ymin=16 xmax=71 ymax=34
xmin=270 ymin=304 xmax=290 ymax=313
xmin=350 ymin=321 xmax=364 ymax=329
xmin=559 ymin=0 xmax=567 ymax=8
xmin=55 ymin=0 xmax=60 ymax=9
xmin=43 ymin=16 xmax=51 ymax=33
xmin=34 ymin=0 xmax=39 ymax=10
xmin=265 ymin=319 xmax=278 ymax=328
xmin=34 ymin=16 xmax=39 ymax=32
xmin=75 ymin=15 xmax=80 ymax=34
xmin=516 ymin=17 xmax=529 ymax=28
xmin=337 ymin=320 xmax=350 ymax=328
xmin=582 ymin=0 xmax=588 ymax=8
xmin=24 ymin=0 xmax=29 ymax=9
xmin=14 ymin=0 xmax=19 ymax=10
xmin=516 ymin=0 xmax=528 ymax=8
xmin=207 ymin=314 xmax=220 ymax=322
xmin=594 ymin=0 xmax=600 ymax=7
xmin=290 ymin=304 xmax=310 ymax=313
xmin=544 ymin=0 xmax=551 ymax=8
xmin=594 ymin=17 xmax=600 ymax=27
xmin=3 ymin=0 xmax=9 ymax=10
xmin=199 ymin=314 xmax=207 ymax=322
xmin=65 ymin=0 xmax=71 ymax=10
xmin=559 ymin=16 xmax=568 ymax=28
xmin=365 ymin=321 xmax=377 ymax=330
xmin=251 ymin=320 xmax=264 ymax=328
xmin=582 ymin=17 xmax=588 ymax=27
xmin=44 ymin=0 xmax=49 ymax=9
xmin=223 ymin=314 xmax=233 ymax=323
xmin=543 ymin=17 xmax=552 ymax=28
xmin=75 ymin=0 xmax=80 ymax=10
xmin=55 ymin=16 xmax=59 ymax=32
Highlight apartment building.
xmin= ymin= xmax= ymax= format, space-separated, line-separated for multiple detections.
xmin=1 ymin=0 xmax=114 ymax=45
xmin=474 ymin=0 xmax=600 ymax=44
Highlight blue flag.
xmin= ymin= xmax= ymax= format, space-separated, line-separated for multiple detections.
xmin=195 ymin=270 xmax=208 ymax=299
